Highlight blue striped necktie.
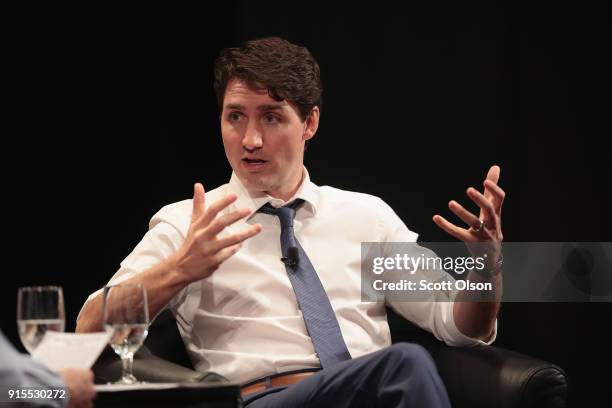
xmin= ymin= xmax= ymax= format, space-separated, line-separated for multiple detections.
xmin=258 ymin=199 xmax=352 ymax=368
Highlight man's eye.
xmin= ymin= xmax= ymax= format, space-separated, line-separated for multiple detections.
xmin=228 ymin=112 xmax=243 ymax=122
xmin=263 ymin=114 xmax=280 ymax=124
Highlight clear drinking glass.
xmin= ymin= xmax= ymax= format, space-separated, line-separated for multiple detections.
xmin=103 ymin=283 xmax=149 ymax=384
xmin=17 ymin=286 xmax=66 ymax=353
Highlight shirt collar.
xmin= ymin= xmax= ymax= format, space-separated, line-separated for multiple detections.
xmin=227 ymin=167 xmax=319 ymax=219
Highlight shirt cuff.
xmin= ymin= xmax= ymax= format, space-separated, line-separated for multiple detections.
xmin=443 ymin=299 xmax=498 ymax=347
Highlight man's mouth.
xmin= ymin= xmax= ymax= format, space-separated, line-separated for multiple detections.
xmin=242 ymin=158 xmax=268 ymax=164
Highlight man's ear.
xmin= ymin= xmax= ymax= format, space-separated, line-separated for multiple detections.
xmin=303 ymin=106 xmax=320 ymax=141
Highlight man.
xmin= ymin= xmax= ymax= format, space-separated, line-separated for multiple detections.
xmin=0 ymin=331 xmax=97 ymax=408
xmin=77 ymin=37 xmax=504 ymax=407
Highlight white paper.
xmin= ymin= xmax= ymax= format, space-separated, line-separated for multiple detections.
xmin=31 ymin=331 xmax=111 ymax=370
xmin=94 ymin=382 xmax=239 ymax=392
xmin=95 ymin=383 xmax=182 ymax=392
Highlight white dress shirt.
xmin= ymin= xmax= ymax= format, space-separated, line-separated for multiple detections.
xmin=82 ymin=168 xmax=495 ymax=384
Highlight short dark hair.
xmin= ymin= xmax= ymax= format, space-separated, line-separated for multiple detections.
xmin=213 ymin=37 xmax=322 ymax=122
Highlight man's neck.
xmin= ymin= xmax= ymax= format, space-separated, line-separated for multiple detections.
xmin=265 ymin=170 xmax=305 ymax=203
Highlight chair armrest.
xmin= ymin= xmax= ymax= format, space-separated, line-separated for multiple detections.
xmin=387 ymin=308 xmax=567 ymax=408
xmin=93 ymin=346 xmax=228 ymax=384
xmin=392 ymin=328 xmax=567 ymax=408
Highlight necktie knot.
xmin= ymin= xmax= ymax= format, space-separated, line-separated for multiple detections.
xmin=258 ymin=199 xmax=305 ymax=229
xmin=258 ymin=199 xmax=305 ymax=266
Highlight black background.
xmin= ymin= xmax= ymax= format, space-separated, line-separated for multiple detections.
xmin=16 ymin=2 xmax=611 ymax=406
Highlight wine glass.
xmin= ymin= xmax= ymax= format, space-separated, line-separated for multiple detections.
xmin=102 ymin=283 xmax=149 ymax=384
xmin=17 ymin=286 xmax=66 ymax=353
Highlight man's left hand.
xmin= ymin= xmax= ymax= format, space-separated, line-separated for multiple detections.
xmin=433 ymin=165 xmax=505 ymax=268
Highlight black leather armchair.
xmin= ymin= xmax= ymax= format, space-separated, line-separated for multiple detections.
xmin=386 ymin=309 xmax=568 ymax=408
xmin=93 ymin=309 xmax=568 ymax=408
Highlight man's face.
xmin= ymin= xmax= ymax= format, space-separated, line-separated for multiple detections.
xmin=220 ymin=78 xmax=318 ymax=200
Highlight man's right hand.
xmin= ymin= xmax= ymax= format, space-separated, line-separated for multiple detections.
xmin=170 ymin=183 xmax=262 ymax=283
xmin=76 ymin=182 xmax=260 ymax=334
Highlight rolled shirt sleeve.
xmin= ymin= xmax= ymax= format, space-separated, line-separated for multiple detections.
xmin=77 ymin=202 xmax=191 ymax=322
xmin=377 ymin=199 xmax=497 ymax=347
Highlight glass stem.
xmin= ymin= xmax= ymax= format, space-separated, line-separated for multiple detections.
xmin=121 ymin=354 xmax=134 ymax=380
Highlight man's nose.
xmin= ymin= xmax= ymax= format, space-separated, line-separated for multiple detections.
xmin=242 ymin=122 xmax=263 ymax=151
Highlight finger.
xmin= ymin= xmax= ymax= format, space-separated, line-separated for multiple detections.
xmin=195 ymin=194 xmax=238 ymax=228
xmin=204 ymin=208 xmax=254 ymax=238
xmin=448 ymin=200 xmax=480 ymax=228
xmin=486 ymin=165 xmax=500 ymax=185
xmin=467 ymin=187 xmax=496 ymax=224
xmin=215 ymin=242 xmax=243 ymax=266
xmin=483 ymin=179 xmax=505 ymax=213
xmin=483 ymin=165 xmax=500 ymax=200
xmin=191 ymin=183 xmax=206 ymax=222
xmin=432 ymin=215 xmax=472 ymax=242
xmin=210 ymin=224 xmax=262 ymax=253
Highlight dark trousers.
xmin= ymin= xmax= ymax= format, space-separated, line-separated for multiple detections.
xmin=244 ymin=343 xmax=451 ymax=408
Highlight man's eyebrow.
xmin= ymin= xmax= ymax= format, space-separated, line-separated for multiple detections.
xmin=256 ymin=104 xmax=285 ymax=111
xmin=225 ymin=103 xmax=245 ymax=111
xmin=224 ymin=103 xmax=285 ymax=111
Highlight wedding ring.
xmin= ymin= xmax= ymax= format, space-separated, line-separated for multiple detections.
xmin=474 ymin=219 xmax=485 ymax=233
